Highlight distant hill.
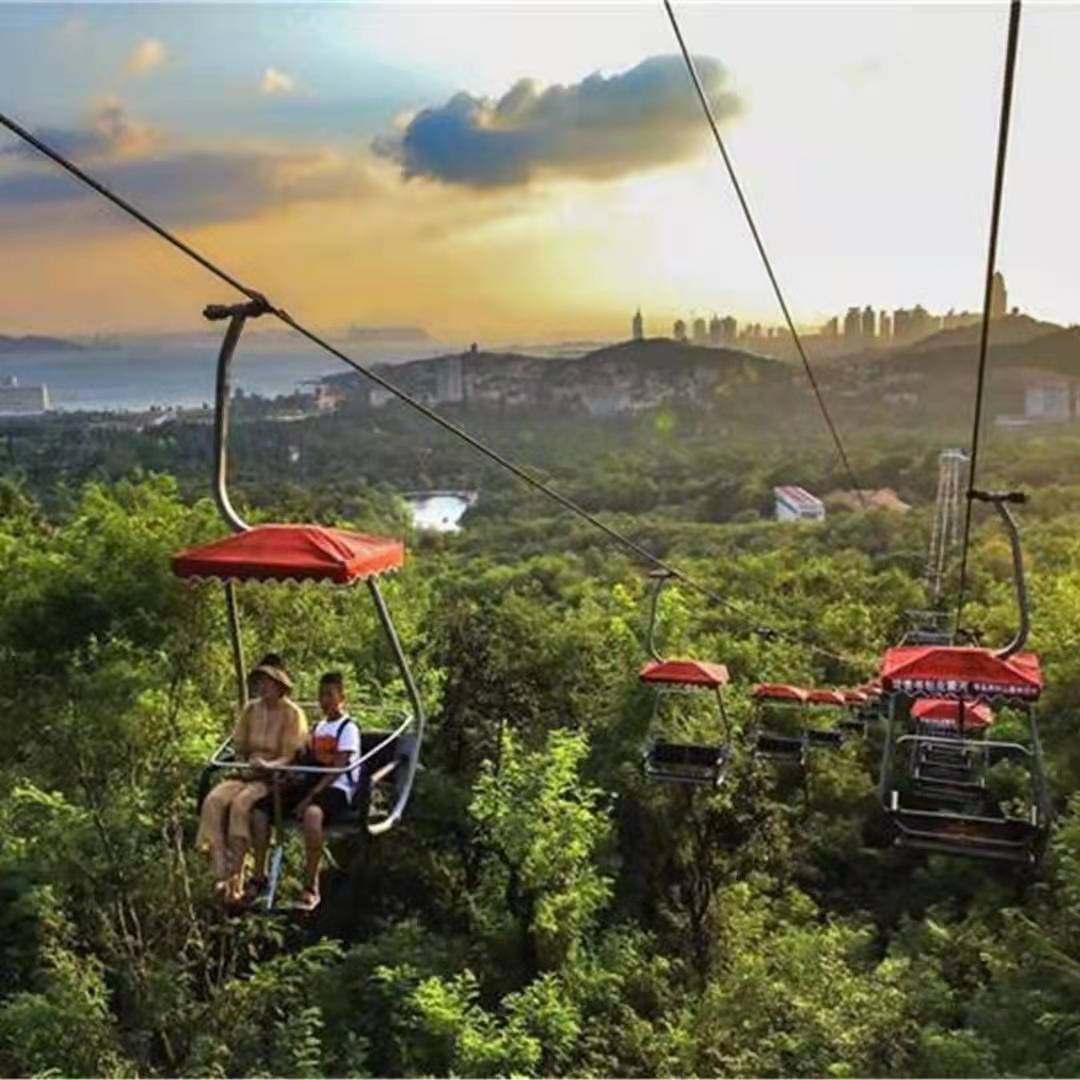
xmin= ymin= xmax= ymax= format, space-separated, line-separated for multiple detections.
xmin=900 ymin=313 xmax=1061 ymax=354
xmin=0 ymin=334 xmax=83 ymax=354
xmin=339 ymin=336 xmax=790 ymax=416
xmin=575 ymin=337 xmax=787 ymax=375
xmin=864 ymin=321 xmax=1079 ymax=383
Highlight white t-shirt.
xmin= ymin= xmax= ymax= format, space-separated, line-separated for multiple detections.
xmin=310 ymin=715 xmax=361 ymax=801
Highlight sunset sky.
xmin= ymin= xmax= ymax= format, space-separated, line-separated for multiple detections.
xmin=1 ymin=2 xmax=1078 ymax=343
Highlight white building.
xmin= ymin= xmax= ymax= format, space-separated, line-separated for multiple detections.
xmin=1025 ymin=377 xmax=1071 ymax=421
xmin=0 ymin=376 xmax=49 ymax=415
xmin=774 ymin=485 xmax=826 ymax=523
xmin=436 ymin=354 xmax=465 ymax=403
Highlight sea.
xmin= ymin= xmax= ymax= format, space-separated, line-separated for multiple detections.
xmin=0 ymin=336 xmax=609 ymax=414
xmin=0 ymin=339 xmax=449 ymax=413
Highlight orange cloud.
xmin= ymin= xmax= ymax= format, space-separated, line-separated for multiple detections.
xmin=260 ymin=67 xmax=295 ymax=96
xmin=126 ymin=38 xmax=166 ymax=76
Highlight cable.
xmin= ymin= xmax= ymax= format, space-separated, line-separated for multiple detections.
xmin=662 ymin=0 xmax=867 ymax=510
xmin=955 ymin=0 xmax=1023 ymax=629
xmin=0 ymin=108 xmax=870 ymax=669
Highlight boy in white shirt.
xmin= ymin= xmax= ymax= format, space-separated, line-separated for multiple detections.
xmin=292 ymin=671 xmax=361 ymax=912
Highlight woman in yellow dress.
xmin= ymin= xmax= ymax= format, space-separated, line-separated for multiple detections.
xmin=198 ymin=660 xmax=308 ymax=901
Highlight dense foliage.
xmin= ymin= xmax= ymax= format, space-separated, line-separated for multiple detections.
xmin=2 ymin=407 xmax=1080 ymax=1077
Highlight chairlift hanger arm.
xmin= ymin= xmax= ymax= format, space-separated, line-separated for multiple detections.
xmin=208 ymin=301 xmax=272 ymax=535
xmin=968 ymin=489 xmax=1030 ymax=659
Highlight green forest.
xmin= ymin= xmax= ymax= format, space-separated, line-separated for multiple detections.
xmin=4 ymin=399 xmax=1080 ymax=1078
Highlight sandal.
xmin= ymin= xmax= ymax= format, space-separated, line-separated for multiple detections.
xmin=294 ymin=888 xmax=321 ymax=912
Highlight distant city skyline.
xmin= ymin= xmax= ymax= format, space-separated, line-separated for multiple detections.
xmin=2 ymin=5 xmax=1079 ymax=338
xmin=636 ymin=271 xmax=1022 ymax=350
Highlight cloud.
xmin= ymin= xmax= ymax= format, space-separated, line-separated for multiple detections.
xmin=0 ymin=128 xmax=374 ymax=227
xmin=0 ymin=98 xmax=162 ymax=164
xmin=126 ymin=38 xmax=166 ymax=76
xmin=261 ymin=67 xmax=296 ymax=96
xmin=372 ymin=54 xmax=742 ymax=188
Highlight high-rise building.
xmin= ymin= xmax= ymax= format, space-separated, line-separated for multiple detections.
xmin=632 ymin=308 xmax=644 ymax=341
xmin=893 ymin=308 xmax=911 ymax=342
xmin=844 ymin=306 xmax=862 ymax=341
xmin=879 ymin=311 xmax=892 ymax=341
xmin=673 ymin=318 xmax=687 ymax=342
xmin=720 ymin=315 xmax=737 ymax=343
xmin=910 ymin=304 xmax=938 ymax=341
xmin=692 ymin=317 xmax=708 ymax=344
xmin=708 ymin=314 xmax=722 ymax=345
xmin=862 ymin=305 xmax=876 ymax=341
xmin=822 ymin=316 xmax=839 ymax=338
xmin=990 ymin=271 xmax=1008 ymax=319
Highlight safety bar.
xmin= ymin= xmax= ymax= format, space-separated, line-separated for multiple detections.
xmin=969 ymin=489 xmax=1030 ymax=659
xmin=890 ymin=794 xmax=1036 ymax=832
xmin=896 ymin=733 xmax=1031 ymax=757
xmin=209 ymin=711 xmax=413 ymax=776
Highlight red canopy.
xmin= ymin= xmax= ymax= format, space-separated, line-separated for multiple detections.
xmin=912 ymin=697 xmax=994 ymax=730
xmin=172 ymin=524 xmax=404 ymax=585
xmin=880 ymin=646 xmax=1042 ymax=701
xmin=753 ymin=683 xmax=808 ymax=703
xmin=639 ymin=659 xmax=729 ymax=688
xmin=807 ymin=688 xmax=847 ymax=707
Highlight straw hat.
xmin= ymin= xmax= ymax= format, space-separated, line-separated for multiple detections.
xmin=250 ymin=664 xmax=294 ymax=693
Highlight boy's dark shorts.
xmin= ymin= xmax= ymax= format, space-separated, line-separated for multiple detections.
xmin=305 ymin=786 xmax=352 ymax=825
xmin=254 ymin=785 xmax=353 ymax=825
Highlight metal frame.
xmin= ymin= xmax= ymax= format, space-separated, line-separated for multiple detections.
xmin=640 ymin=570 xmax=731 ymax=787
xmin=878 ymin=486 xmax=1050 ymax=863
xmin=199 ymin=299 xmax=428 ymax=907
xmin=880 ymin=691 xmax=1050 ymax=863
xmin=750 ymin=697 xmax=808 ymax=765
xmin=641 ymin=683 xmax=731 ymax=787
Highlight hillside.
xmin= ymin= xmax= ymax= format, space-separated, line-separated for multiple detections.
xmin=335 ymin=336 xmax=791 ymax=419
xmin=0 ymin=333 xmax=83 ymax=354
xmin=896 ymin=313 xmax=1061 ymax=356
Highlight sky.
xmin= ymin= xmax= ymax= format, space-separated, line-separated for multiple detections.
xmin=0 ymin=1 xmax=1078 ymax=343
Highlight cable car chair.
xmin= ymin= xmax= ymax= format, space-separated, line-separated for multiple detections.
xmin=899 ymin=609 xmax=955 ymax=646
xmin=173 ymin=299 xmax=426 ymax=908
xmin=638 ymin=570 xmax=731 ymax=787
xmin=750 ymin=684 xmax=809 ymax=766
xmin=878 ymin=490 xmax=1051 ymax=865
xmin=908 ymin=698 xmax=993 ymax=808
xmin=839 ymin=689 xmax=872 ymax=736
xmin=803 ymin=688 xmax=848 ymax=749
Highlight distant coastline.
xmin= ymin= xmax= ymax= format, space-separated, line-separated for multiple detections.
xmin=0 ymin=334 xmax=83 ymax=354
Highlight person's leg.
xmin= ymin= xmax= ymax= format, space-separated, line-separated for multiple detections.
xmin=250 ymin=808 xmax=270 ymax=881
xmin=197 ymin=780 xmax=243 ymax=887
xmin=302 ymin=802 xmax=325 ymax=896
xmin=227 ymin=781 xmax=268 ymax=900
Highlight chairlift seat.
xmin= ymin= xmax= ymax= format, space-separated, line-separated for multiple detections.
xmin=644 ymin=741 xmax=728 ymax=786
xmin=754 ymin=732 xmax=806 ymax=765
xmin=839 ymin=718 xmax=867 ymax=736
xmin=891 ymin=802 xmax=1039 ymax=863
xmin=806 ymin=728 xmax=845 ymax=750
xmin=915 ymin=760 xmax=981 ymax=786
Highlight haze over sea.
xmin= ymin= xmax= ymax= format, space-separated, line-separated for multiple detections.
xmin=0 ymin=339 xmax=449 ymax=413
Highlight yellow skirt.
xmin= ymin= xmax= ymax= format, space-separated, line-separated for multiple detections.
xmin=196 ymin=778 xmax=270 ymax=847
